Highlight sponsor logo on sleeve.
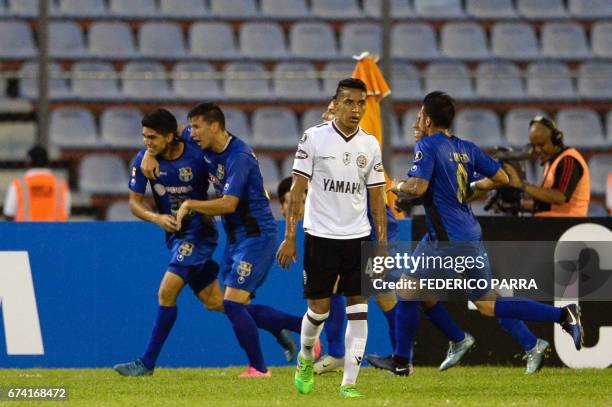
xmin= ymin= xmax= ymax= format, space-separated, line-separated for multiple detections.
xmin=300 ymin=133 xmax=307 ymax=143
xmin=374 ymin=162 xmax=384 ymax=172
xmin=414 ymin=151 xmax=423 ymax=162
xmin=295 ymin=149 xmax=308 ymax=159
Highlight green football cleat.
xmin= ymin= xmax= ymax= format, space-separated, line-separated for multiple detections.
xmin=340 ymin=384 xmax=364 ymax=398
xmin=294 ymin=354 xmax=315 ymax=395
xmin=113 ymin=359 xmax=153 ymax=377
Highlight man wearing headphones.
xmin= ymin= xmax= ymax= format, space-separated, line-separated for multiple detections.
xmin=505 ymin=116 xmax=590 ymax=217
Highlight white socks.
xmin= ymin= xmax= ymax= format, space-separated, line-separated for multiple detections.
xmin=300 ymin=308 xmax=329 ymax=360
xmin=342 ymin=303 xmax=368 ymax=386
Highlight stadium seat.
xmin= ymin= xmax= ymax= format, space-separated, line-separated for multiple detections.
xmin=517 ymin=0 xmax=567 ymax=18
xmin=424 ymin=62 xmax=474 ymax=99
xmin=592 ymin=22 xmax=612 ymax=58
xmin=78 ymin=154 xmax=128 ymax=195
xmin=491 ymin=22 xmax=539 ymax=60
xmin=282 ymin=155 xmax=295 ymax=178
xmin=607 ymin=110 xmax=612 ymax=143
xmin=441 ymin=22 xmax=490 ymax=59
xmin=340 ymin=23 xmax=381 ymax=57
xmin=301 ymin=107 xmax=326 ymax=132
xmin=454 ymin=109 xmax=504 ymax=148
xmin=399 ymin=108 xmax=420 ymax=149
xmin=168 ymin=107 xmax=188 ymax=124
xmin=578 ymin=62 xmax=612 ymax=99
xmin=386 ymin=112 xmax=401 ymax=147
xmin=391 ymin=63 xmax=422 ymax=101
xmin=322 ymin=62 xmax=355 ymax=96
xmin=159 ymin=0 xmax=207 ymax=18
xmin=273 ymin=62 xmax=321 ymax=100
xmin=251 ymin=108 xmax=300 ymax=149
xmin=257 ymin=156 xmax=281 ymax=196
xmin=223 ymin=62 xmax=271 ymax=99
xmin=414 ymin=0 xmax=464 ymax=18
xmin=49 ymin=21 xmax=88 ymax=58
xmin=189 ymin=22 xmax=237 ymax=59
xmin=173 ymin=62 xmax=221 ymax=100
xmin=526 ymin=62 xmax=575 ymax=99
xmin=311 ymin=0 xmax=362 ymax=18
xmin=210 ymin=0 xmax=258 ymax=17
xmin=139 ymin=22 xmax=186 ymax=58
xmin=19 ymin=62 xmax=70 ymax=100
xmin=8 ymin=0 xmax=55 ymax=17
xmin=589 ymin=155 xmax=612 ymax=195
xmin=289 ymin=22 xmax=337 ymax=59
xmin=475 ymin=62 xmax=524 ymax=100
xmin=556 ymin=108 xmax=605 ymax=148
xmin=106 ymin=201 xmax=140 ymax=221
xmin=261 ymin=0 xmax=310 ymax=18
xmin=363 ymin=0 xmax=412 ymax=18
xmin=391 ymin=23 xmax=440 ymax=60
xmin=504 ymin=108 xmax=546 ymax=147
xmin=89 ymin=22 xmax=136 ymax=58
xmin=109 ymin=0 xmax=157 ymax=17
xmin=57 ymin=0 xmax=107 ymax=16
xmin=466 ymin=0 xmax=517 ymax=18
xmin=100 ymin=107 xmax=143 ymax=148
xmin=224 ymin=108 xmax=251 ymax=138
xmin=50 ymin=107 xmax=99 ymax=148
xmin=0 ymin=21 xmax=37 ymax=58
xmin=390 ymin=154 xmax=413 ymax=179
xmin=588 ymin=202 xmax=609 ymax=216
xmin=71 ymin=62 xmax=121 ymax=100
xmin=122 ymin=62 xmax=172 ymax=100
xmin=569 ymin=0 xmax=612 ymax=18
xmin=541 ymin=22 xmax=590 ymax=59
xmin=0 ymin=122 xmax=36 ymax=160
xmin=240 ymin=23 xmax=287 ymax=59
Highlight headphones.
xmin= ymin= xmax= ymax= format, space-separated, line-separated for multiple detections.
xmin=530 ymin=115 xmax=564 ymax=147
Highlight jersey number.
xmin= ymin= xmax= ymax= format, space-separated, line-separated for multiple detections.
xmin=456 ymin=163 xmax=469 ymax=203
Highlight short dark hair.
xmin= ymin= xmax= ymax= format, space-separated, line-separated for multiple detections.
xmin=277 ymin=177 xmax=292 ymax=204
xmin=188 ymin=102 xmax=225 ymax=130
xmin=334 ymin=78 xmax=367 ymax=99
xmin=141 ymin=108 xmax=178 ymax=137
xmin=422 ymin=91 xmax=456 ymax=129
xmin=27 ymin=145 xmax=48 ymax=167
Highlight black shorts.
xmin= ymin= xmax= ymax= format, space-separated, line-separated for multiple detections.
xmin=303 ymin=233 xmax=368 ymax=299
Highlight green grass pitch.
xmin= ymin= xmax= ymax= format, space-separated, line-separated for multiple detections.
xmin=0 ymin=366 xmax=610 ymax=406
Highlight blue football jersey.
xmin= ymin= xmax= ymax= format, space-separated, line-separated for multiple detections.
xmin=129 ymin=141 xmax=217 ymax=246
xmin=408 ymin=132 xmax=501 ymax=241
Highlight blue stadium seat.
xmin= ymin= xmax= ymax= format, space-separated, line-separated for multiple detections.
xmin=282 ymin=155 xmax=295 ymax=178
xmin=414 ymin=0 xmax=464 ymax=18
xmin=589 ymin=155 xmax=612 ymax=195
xmin=49 ymin=21 xmax=88 ymax=58
xmin=223 ymin=62 xmax=271 ymax=99
xmin=504 ymin=108 xmax=545 ymax=147
xmin=19 ymin=62 xmax=70 ymax=100
xmin=311 ymin=0 xmax=363 ymax=18
xmin=71 ymin=62 xmax=121 ymax=100
xmin=273 ymin=62 xmax=321 ymax=100
xmin=588 ymin=202 xmax=609 ymax=216
xmin=441 ymin=22 xmax=490 ymax=59
xmin=159 ymin=0 xmax=207 ymax=18
xmin=466 ymin=0 xmax=517 ymax=18
xmin=391 ymin=63 xmax=422 ymax=101
xmin=476 ymin=62 xmax=524 ymax=100
xmin=173 ymin=62 xmax=221 ymax=100
xmin=399 ymin=108 xmax=420 ymax=150
xmin=0 ymin=122 xmax=36 ymax=160
xmin=224 ymin=108 xmax=251 ymax=138
xmin=100 ymin=107 xmax=143 ymax=148
xmin=556 ymin=108 xmax=605 ymax=148
xmin=569 ymin=0 xmax=612 ymax=18
xmin=57 ymin=0 xmax=107 ymax=16
xmin=261 ymin=0 xmax=310 ymax=18
xmin=106 ymin=201 xmax=140 ymax=221
xmin=8 ymin=0 xmax=55 ymax=17
xmin=257 ymin=156 xmax=281 ymax=196
xmin=364 ymin=0 xmax=412 ymax=18
xmin=78 ymin=154 xmax=128 ymax=195
xmin=386 ymin=112 xmax=401 ymax=147
xmin=340 ymin=23 xmax=381 ymax=57
xmin=392 ymin=23 xmax=440 ymax=60
xmin=491 ymin=22 xmax=539 ymax=60
xmin=0 ymin=21 xmax=37 ymax=59
xmin=301 ymin=107 xmax=326 ymax=132
xmin=526 ymin=62 xmax=575 ymax=99
xmin=454 ymin=109 xmax=504 ymax=148
xmin=122 ymin=62 xmax=172 ymax=100
xmin=210 ymin=0 xmax=258 ymax=17
xmin=390 ymin=154 xmax=413 ymax=180
xmin=517 ymin=0 xmax=567 ymax=18
xmin=290 ymin=22 xmax=337 ymax=59
xmin=240 ymin=23 xmax=287 ymax=59
xmin=89 ymin=22 xmax=136 ymax=58
xmin=50 ymin=108 xmax=99 ymax=148
xmin=139 ymin=22 xmax=186 ymax=58
xmin=252 ymin=108 xmax=300 ymax=149
xmin=607 ymin=110 xmax=612 ymax=143
xmin=424 ymin=62 xmax=474 ymax=99
xmin=592 ymin=22 xmax=612 ymax=58
xmin=541 ymin=22 xmax=590 ymax=59
xmin=109 ymin=0 xmax=157 ymax=17
xmin=189 ymin=22 xmax=237 ymax=59
xmin=322 ymin=62 xmax=355 ymax=96
xmin=578 ymin=62 xmax=612 ymax=100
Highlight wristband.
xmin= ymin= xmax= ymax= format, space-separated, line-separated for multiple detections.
xmin=396 ymin=181 xmax=405 ymax=193
xmin=469 ymin=181 xmax=478 ymax=191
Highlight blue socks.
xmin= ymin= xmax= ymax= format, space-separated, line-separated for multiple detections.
xmin=223 ymin=299 xmax=267 ymax=373
xmin=140 ymin=305 xmax=177 ymax=370
xmin=245 ymin=303 xmax=302 ymax=335
xmin=494 ymin=298 xmax=562 ymax=322
xmin=394 ymin=300 xmax=420 ymax=362
xmin=424 ymin=302 xmax=465 ymax=343
xmin=383 ymin=305 xmax=397 ymax=350
xmin=497 ymin=318 xmax=538 ymax=351
xmin=324 ymin=294 xmax=346 ymax=358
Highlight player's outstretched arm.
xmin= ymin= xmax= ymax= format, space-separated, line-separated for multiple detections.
xmin=471 ymin=166 xmax=511 ymax=192
xmin=128 ymin=190 xmax=177 ymax=232
xmin=389 ymin=177 xmax=429 ymax=198
xmin=175 ymin=195 xmax=239 ymax=230
xmin=140 ymin=151 xmax=160 ymax=180
xmin=276 ymin=174 xmax=307 ymax=270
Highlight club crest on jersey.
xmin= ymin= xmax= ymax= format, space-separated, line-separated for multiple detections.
xmin=177 ymin=241 xmax=194 ymax=262
xmin=295 ymin=149 xmax=308 ymax=159
xmin=415 ymin=151 xmax=423 ymax=162
xmin=216 ymin=164 xmax=225 ymax=180
xmin=343 ymin=152 xmax=352 ymax=165
xmin=237 ymin=261 xmax=252 ymax=283
xmin=356 ymin=153 xmax=368 ymax=169
xmin=179 ymin=167 xmax=193 ymax=182
xmin=300 ymin=133 xmax=307 ymax=143
xmin=374 ymin=162 xmax=384 ymax=172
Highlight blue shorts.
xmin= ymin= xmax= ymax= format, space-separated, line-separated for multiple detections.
xmin=220 ymin=231 xmax=278 ymax=295
xmin=167 ymin=236 xmax=218 ymax=293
